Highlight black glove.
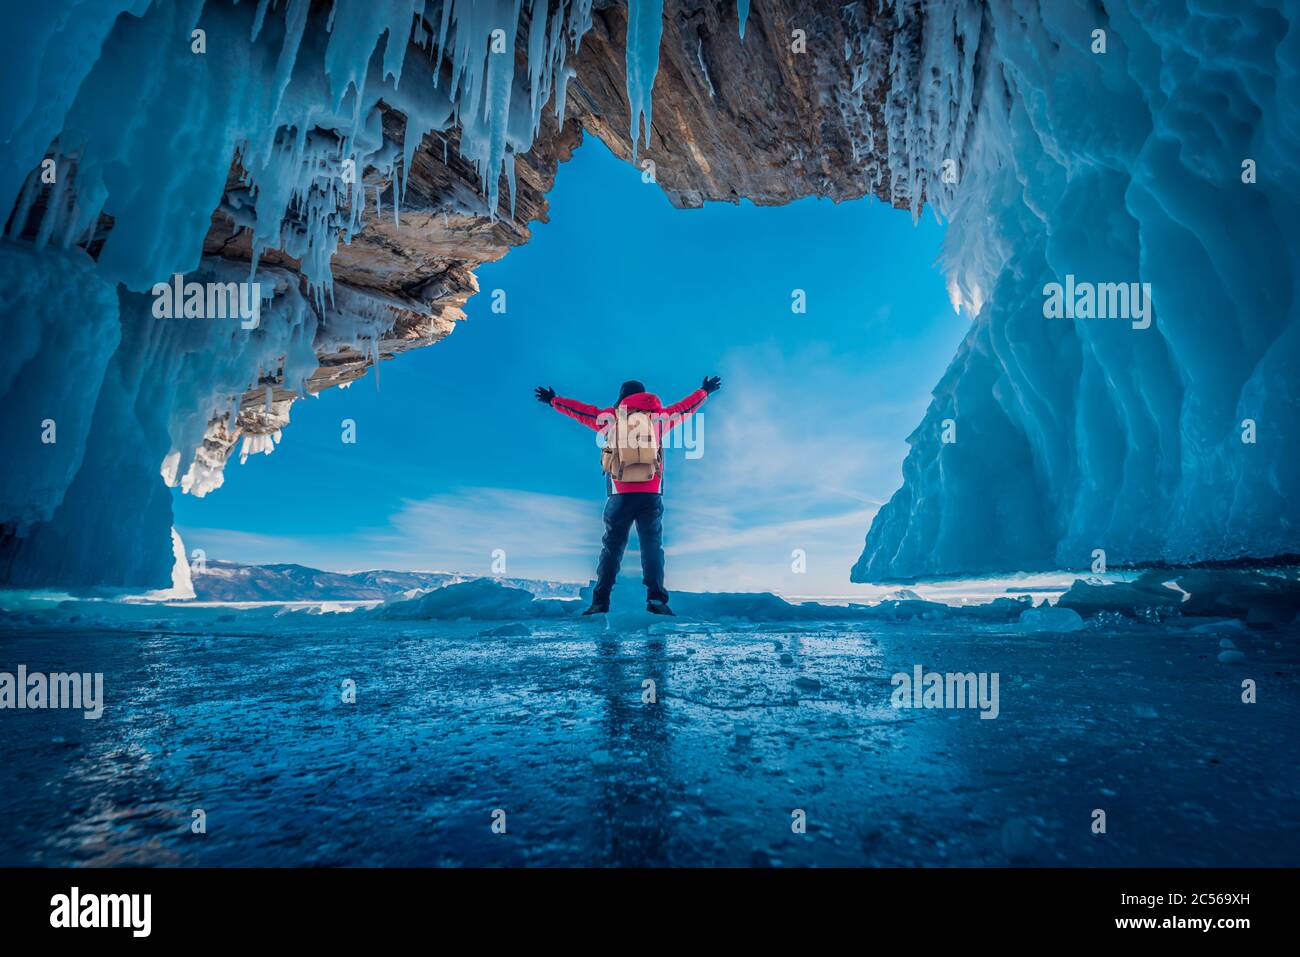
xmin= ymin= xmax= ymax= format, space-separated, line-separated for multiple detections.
xmin=534 ymin=385 xmax=556 ymax=405
xmin=701 ymin=375 xmax=721 ymax=395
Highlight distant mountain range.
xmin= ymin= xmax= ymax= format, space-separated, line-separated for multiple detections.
xmin=189 ymin=560 xmax=584 ymax=603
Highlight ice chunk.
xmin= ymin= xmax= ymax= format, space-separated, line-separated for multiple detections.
xmin=372 ymin=578 xmax=542 ymax=620
xmin=957 ymin=596 xmax=1032 ymax=622
xmin=1055 ymin=576 xmax=1184 ymax=620
xmin=1016 ymin=605 xmax=1085 ymax=633
xmin=1054 ymin=570 xmax=1300 ymax=626
xmin=1172 ymin=570 xmax=1300 ymax=627
xmin=479 ymin=622 xmax=533 ymax=637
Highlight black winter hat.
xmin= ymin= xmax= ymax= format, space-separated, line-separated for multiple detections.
xmin=616 ymin=380 xmax=646 ymax=403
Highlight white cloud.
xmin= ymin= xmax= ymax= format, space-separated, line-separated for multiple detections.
xmin=648 ymin=341 xmax=911 ymax=593
xmin=361 ymin=487 xmax=603 ymax=581
xmin=177 ymin=526 xmax=335 ymax=567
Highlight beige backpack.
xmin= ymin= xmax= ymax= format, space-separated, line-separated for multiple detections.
xmin=601 ymin=406 xmax=661 ymax=482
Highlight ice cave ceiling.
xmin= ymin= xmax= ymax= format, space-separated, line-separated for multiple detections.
xmin=0 ymin=0 xmax=1297 ymax=587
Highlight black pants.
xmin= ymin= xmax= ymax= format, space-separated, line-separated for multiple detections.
xmin=593 ymin=492 xmax=668 ymax=605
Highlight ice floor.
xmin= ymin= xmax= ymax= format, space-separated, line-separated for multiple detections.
xmin=1 ymin=610 xmax=1297 ymax=866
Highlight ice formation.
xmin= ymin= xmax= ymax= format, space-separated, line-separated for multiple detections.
xmin=133 ymin=528 xmax=198 ymax=601
xmin=2 ymin=0 xmax=607 ymax=297
xmin=0 ymin=0 xmax=622 ymax=586
xmin=1015 ymin=605 xmax=1085 ymax=634
xmin=852 ymin=0 xmax=1300 ymax=580
xmin=625 ymin=0 xmax=664 ymax=156
xmin=0 ymin=246 xmax=404 ymax=585
xmin=372 ymin=577 xmax=578 ymax=619
xmin=0 ymin=241 xmax=120 ymax=534
xmin=366 ymin=574 xmax=1298 ymax=626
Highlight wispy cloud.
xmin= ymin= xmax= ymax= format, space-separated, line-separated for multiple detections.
xmin=668 ymin=507 xmax=879 ymax=556
xmin=647 ymin=341 xmax=911 ymax=592
xmin=176 ymin=526 xmax=344 ymax=568
xmin=360 ymin=487 xmax=603 ymax=580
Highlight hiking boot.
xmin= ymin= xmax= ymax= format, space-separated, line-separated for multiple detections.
xmin=646 ymin=601 xmax=675 ymax=616
xmin=582 ymin=602 xmax=610 ymax=616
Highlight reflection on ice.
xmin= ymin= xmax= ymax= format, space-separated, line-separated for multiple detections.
xmin=0 ymin=579 xmax=1296 ymax=866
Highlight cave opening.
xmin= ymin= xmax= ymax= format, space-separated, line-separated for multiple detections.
xmin=173 ymin=137 xmax=962 ymax=597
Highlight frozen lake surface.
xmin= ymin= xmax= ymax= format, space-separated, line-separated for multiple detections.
xmin=1 ymin=609 xmax=1297 ymax=866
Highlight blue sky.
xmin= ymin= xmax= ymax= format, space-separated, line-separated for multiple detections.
xmin=175 ymin=138 xmax=966 ymax=596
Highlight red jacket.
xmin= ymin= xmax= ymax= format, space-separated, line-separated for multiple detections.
xmin=550 ymin=389 xmax=708 ymax=493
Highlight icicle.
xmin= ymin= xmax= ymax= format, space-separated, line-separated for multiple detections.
xmin=34 ymin=171 xmax=70 ymax=251
xmin=433 ymin=0 xmax=453 ymax=80
xmin=270 ymin=0 xmax=312 ymax=121
xmin=625 ymin=0 xmax=664 ymax=160
xmin=251 ymin=0 xmax=271 ymax=42
xmin=507 ymin=161 xmax=517 ymax=221
xmin=737 ymin=0 xmax=750 ymax=39
xmin=60 ymin=194 xmax=82 ymax=250
xmin=401 ymin=118 xmax=416 ymax=203
xmin=528 ymin=0 xmax=549 ymax=132
xmin=555 ymin=65 xmax=575 ymax=121
xmin=7 ymin=168 xmax=41 ymax=241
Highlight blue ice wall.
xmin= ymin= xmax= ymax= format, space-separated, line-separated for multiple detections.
xmin=0 ymin=0 xmax=604 ymax=586
xmin=853 ymin=0 xmax=1300 ymax=580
